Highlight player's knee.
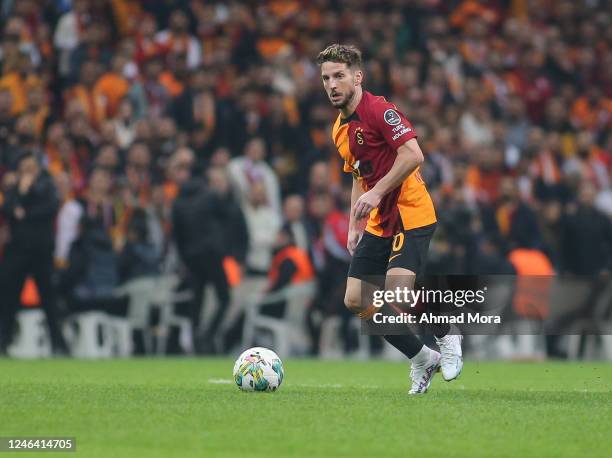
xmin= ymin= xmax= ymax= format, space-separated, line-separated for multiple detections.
xmin=385 ymin=268 xmax=416 ymax=292
xmin=344 ymin=290 xmax=362 ymax=314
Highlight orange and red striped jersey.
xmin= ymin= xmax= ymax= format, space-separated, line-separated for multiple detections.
xmin=331 ymin=91 xmax=436 ymax=237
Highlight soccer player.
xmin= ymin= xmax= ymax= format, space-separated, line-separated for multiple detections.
xmin=317 ymin=44 xmax=462 ymax=394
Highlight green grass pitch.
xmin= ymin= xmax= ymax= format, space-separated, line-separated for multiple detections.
xmin=0 ymin=358 xmax=611 ymax=457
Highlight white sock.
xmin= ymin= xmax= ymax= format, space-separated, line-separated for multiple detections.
xmin=410 ymin=345 xmax=433 ymax=365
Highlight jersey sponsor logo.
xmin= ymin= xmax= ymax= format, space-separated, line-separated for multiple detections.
xmin=391 ymin=122 xmax=412 ymax=140
xmin=383 ymin=109 xmax=401 ymax=126
xmin=392 ymin=126 xmax=412 ymax=141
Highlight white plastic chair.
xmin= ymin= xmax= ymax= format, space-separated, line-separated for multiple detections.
xmin=319 ymin=316 xmax=370 ymax=359
xmin=107 ymin=316 xmax=133 ymax=357
xmin=242 ymin=281 xmax=316 ymax=357
xmin=7 ymin=309 xmax=52 ymax=359
xmin=114 ymin=276 xmax=159 ymax=354
xmin=151 ymin=274 xmax=194 ymax=355
xmin=63 ymin=311 xmax=113 ymax=359
xmin=115 ymin=274 xmax=194 ymax=355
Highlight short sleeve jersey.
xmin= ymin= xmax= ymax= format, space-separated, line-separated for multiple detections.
xmin=332 ymin=91 xmax=436 ymax=237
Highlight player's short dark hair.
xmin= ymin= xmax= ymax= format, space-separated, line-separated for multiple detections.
xmin=316 ymin=44 xmax=362 ymax=69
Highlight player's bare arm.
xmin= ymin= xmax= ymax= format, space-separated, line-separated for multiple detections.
xmin=353 ymin=138 xmax=424 ymax=220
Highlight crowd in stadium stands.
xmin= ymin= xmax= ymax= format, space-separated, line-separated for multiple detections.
xmin=0 ymin=0 xmax=611 ymax=355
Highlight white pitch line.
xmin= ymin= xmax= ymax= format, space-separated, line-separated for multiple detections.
xmin=208 ymin=378 xmax=233 ymax=384
xmin=209 ymin=379 xmax=380 ymax=389
xmin=294 ymin=383 xmax=344 ymax=388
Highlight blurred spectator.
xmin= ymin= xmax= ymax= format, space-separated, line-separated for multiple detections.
xmin=0 ymin=152 xmax=66 ymax=354
xmin=64 ymin=60 xmax=105 ymax=128
xmin=171 ymin=155 xmax=229 ymax=353
xmin=155 ymin=10 xmax=201 ymax=69
xmin=0 ymin=50 xmax=41 ymax=116
xmin=94 ymin=54 xmax=130 ymax=120
xmin=207 ymin=166 xmax=249 ymax=265
xmin=282 ymin=194 xmax=309 ymax=252
xmin=259 ymin=226 xmax=315 ymax=318
xmin=112 ymin=96 xmax=137 ymax=149
xmin=54 ymin=171 xmax=82 ymax=267
xmin=94 ymin=144 xmax=120 ymax=176
xmin=54 ymin=0 xmax=92 ymax=76
xmin=68 ymin=21 xmax=113 ymax=82
xmin=59 ymin=212 xmax=120 ymax=312
xmin=498 ymin=177 xmax=543 ymax=250
xmin=561 ymin=181 xmax=612 ymax=275
xmin=305 ymin=191 xmax=335 ymax=271
xmin=0 ymin=89 xmax=15 ymax=157
xmin=170 ymin=65 xmax=217 ymax=156
xmin=80 ymin=168 xmax=116 ymax=235
xmin=119 ymin=207 xmax=160 ymax=282
xmin=243 ymin=180 xmax=282 ymax=275
xmin=307 ymin=161 xmax=332 ymax=202
xmin=137 ymin=54 xmax=170 ymax=120
xmin=228 ymin=137 xmax=281 ymax=215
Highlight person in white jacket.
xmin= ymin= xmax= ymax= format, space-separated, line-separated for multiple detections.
xmin=53 ymin=171 xmax=83 ymax=267
xmin=228 ymin=137 xmax=281 ymax=216
xmin=242 ymin=181 xmax=281 ymax=275
xmin=53 ymin=0 xmax=91 ymax=76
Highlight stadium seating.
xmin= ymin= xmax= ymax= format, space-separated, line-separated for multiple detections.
xmin=242 ymin=281 xmax=316 ymax=357
xmin=7 ymin=309 xmax=52 ymax=359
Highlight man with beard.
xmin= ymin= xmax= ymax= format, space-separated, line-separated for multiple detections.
xmin=317 ymin=44 xmax=461 ymax=394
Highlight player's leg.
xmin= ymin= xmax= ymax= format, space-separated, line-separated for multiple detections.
xmin=344 ymin=233 xmax=425 ymax=372
xmin=345 ymin=275 xmax=426 ymax=357
xmin=344 ymin=232 xmax=389 ymax=317
xmin=429 ymin=275 xmax=463 ymax=381
xmin=385 ymin=265 xmax=441 ymax=394
xmin=387 ymin=223 xmax=463 ymax=382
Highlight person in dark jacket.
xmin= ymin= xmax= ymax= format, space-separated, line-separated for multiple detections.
xmin=119 ymin=208 xmax=161 ymax=283
xmin=207 ymin=166 xmax=249 ymax=264
xmin=561 ymin=181 xmax=612 ymax=275
xmin=59 ymin=215 xmax=121 ymax=312
xmin=171 ymin=157 xmax=229 ymax=353
xmin=0 ymin=152 xmax=67 ymax=354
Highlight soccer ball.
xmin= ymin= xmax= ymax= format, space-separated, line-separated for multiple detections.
xmin=233 ymin=347 xmax=284 ymax=392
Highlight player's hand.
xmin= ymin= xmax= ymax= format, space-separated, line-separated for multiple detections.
xmin=347 ymin=227 xmax=362 ymax=256
xmin=353 ymin=189 xmax=382 ymax=220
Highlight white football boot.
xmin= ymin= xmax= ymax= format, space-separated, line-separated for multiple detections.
xmin=408 ymin=349 xmax=441 ymax=395
xmin=435 ymin=332 xmax=463 ymax=381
